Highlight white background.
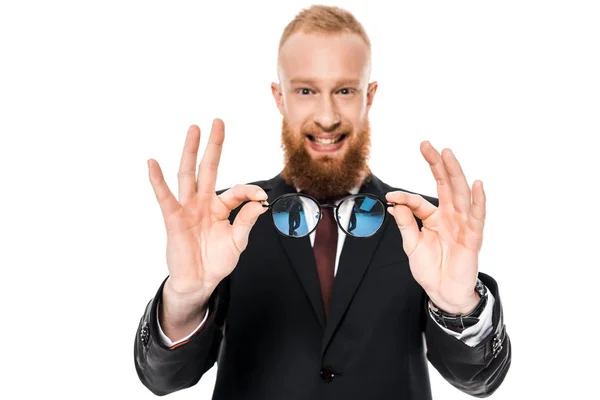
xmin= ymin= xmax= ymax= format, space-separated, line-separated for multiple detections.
xmin=1 ymin=0 xmax=598 ymax=398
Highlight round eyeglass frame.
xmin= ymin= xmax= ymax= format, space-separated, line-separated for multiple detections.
xmin=261 ymin=192 xmax=394 ymax=238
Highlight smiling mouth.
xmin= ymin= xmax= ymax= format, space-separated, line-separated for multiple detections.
xmin=307 ymin=134 xmax=347 ymax=145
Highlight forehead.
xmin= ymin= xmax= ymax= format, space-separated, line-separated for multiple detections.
xmin=278 ymin=32 xmax=370 ymax=84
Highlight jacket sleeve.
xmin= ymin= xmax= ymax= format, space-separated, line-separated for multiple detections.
xmin=424 ymin=272 xmax=512 ymax=398
xmin=133 ymin=276 xmax=229 ymax=396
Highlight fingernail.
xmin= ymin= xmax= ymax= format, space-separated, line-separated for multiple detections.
xmin=257 ymin=190 xmax=268 ymax=200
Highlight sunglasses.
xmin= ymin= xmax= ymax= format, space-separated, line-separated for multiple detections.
xmin=261 ymin=193 xmax=395 ymax=238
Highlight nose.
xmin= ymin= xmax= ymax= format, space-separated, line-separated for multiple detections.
xmin=313 ymin=95 xmax=340 ymax=131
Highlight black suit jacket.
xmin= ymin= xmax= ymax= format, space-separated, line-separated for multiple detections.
xmin=134 ymin=173 xmax=511 ymax=399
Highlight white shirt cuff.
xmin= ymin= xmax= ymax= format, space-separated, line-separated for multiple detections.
xmin=434 ymin=287 xmax=496 ymax=347
xmin=156 ymin=301 xmax=209 ymax=347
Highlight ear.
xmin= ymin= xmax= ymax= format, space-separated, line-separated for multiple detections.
xmin=271 ymin=82 xmax=285 ymax=116
xmin=366 ymin=81 xmax=378 ymax=111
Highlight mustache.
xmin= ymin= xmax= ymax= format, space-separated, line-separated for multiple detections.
xmin=300 ymin=121 xmax=354 ymax=136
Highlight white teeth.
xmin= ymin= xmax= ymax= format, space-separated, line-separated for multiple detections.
xmin=314 ymin=136 xmax=341 ymax=145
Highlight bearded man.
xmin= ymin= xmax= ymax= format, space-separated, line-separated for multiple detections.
xmin=134 ymin=5 xmax=511 ymax=399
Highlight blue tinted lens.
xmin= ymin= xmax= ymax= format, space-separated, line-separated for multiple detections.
xmin=339 ymin=195 xmax=385 ymax=237
xmin=358 ymin=196 xmax=377 ymax=212
xmin=271 ymin=195 xmax=320 ymax=237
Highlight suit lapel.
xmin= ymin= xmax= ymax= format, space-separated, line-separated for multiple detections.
xmin=267 ymin=174 xmax=327 ymax=329
xmin=321 ymin=174 xmax=391 ymax=353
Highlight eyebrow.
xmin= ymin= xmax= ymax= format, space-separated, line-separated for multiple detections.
xmin=289 ymin=78 xmax=361 ymax=86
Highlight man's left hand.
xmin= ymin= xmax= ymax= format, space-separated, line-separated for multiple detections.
xmin=386 ymin=141 xmax=485 ymax=315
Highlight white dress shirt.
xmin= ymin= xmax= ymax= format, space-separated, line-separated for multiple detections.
xmin=158 ymin=189 xmax=495 ymax=348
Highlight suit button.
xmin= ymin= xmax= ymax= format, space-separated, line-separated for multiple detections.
xmin=320 ymin=367 xmax=335 ymax=382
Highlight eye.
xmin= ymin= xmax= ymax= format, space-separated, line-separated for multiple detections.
xmin=298 ymin=88 xmax=313 ymax=95
xmin=338 ymin=88 xmax=354 ymax=95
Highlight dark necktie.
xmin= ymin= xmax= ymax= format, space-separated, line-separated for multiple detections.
xmin=313 ymin=207 xmax=338 ymax=318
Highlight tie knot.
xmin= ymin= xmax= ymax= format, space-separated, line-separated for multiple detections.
xmin=320 ymin=207 xmax=334 ymax=219
xmin=318 ymin=193 xmax=350 ymax=205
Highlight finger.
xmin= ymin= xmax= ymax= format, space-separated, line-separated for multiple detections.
xmin=441 ymin=148 xmax=471 ymax=214
xmin=218 ymin=184 xmax=268 ymax=211
xmin=197 ymin=119 xmax=225 ymax=197
xmin=385 ymin=191 xmax=437 ymax=221
xmin=387 ymin=205 xmax=421 ymax=256
xmin=177 ymin=125 xmax=201 ymax=202
xmin=468 ymin=180 xmax=486 ymax=231
xmin=231 ymin=201 xmax=269 ymax=252
xmin=420 ymin=141 xmax=452 ymax=207
xmin=148 ymin=159 xmax=180 ymax=218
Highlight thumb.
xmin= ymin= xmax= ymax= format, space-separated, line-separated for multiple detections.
xmin=387 ymin=205 xmax=421 ymax=256
xmin=231 ymin=201 xmax=268 ymax=252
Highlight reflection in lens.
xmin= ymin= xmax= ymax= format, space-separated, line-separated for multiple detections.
xmin=338 ymin=195 xmax=385 ymax=237
xmin=271 ymin=195 xmax=320 ymax=237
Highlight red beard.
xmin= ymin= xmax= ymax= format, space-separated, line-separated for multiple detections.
xmin=280 ymin=117 xmax=371 ymax=200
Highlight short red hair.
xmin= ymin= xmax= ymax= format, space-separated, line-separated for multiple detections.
xmin=278 ymin=5 xmax=371 ymax=51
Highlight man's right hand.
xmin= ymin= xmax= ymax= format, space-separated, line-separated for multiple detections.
xmin=147 ymin=119 xmax=268 ymax=340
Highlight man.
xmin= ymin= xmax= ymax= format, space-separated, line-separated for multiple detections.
xmin=134 ymin=5 xmax=511 ymax=399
